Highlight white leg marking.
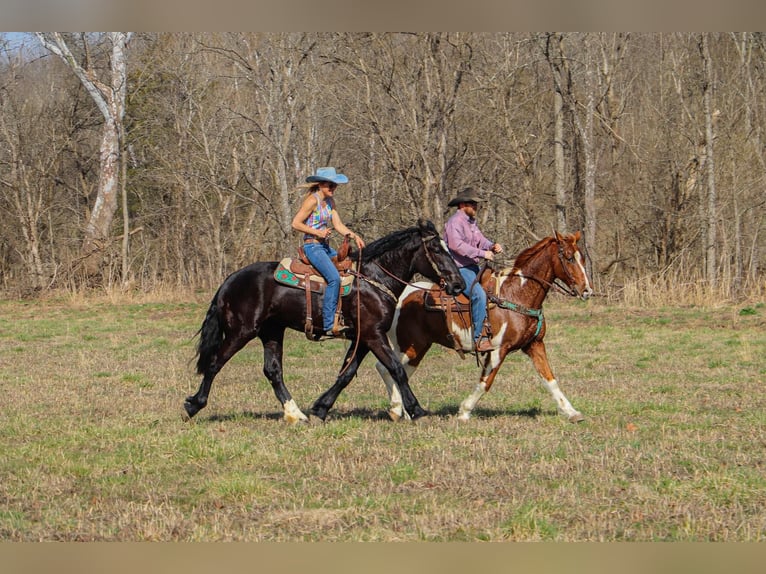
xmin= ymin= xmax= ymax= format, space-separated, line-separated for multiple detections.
xmin=283 ymin=399 xmax=308 ymax=424
xmin=574 ymin=251 xmax=593 ymax=297
xmin=541 ymin=378 xmax=583 ymax=421
xmin=458 ymin=381 xmax=488 ymax=421
xmin=376 ymin=360 xmax=414 ymax=421
xmin=377 ymin=282 xmax=433 ymax=421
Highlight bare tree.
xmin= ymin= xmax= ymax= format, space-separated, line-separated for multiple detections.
xmin=699 ymin=33 xmax=718 ymax=290
xmin=332 ymin=33 xmax=473 ymax=227
xmin=35 ymin=32 xmax=132 ymax=278
xmin=543 ymin=33 xmax=601 ymax=275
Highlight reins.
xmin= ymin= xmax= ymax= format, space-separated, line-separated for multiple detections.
xmin=338 ymin=246 xmax=364 ymax=378
xmin=506 ymin=239 xmax=581 ymax=298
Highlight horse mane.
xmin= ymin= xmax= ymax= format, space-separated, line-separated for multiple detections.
xmin=349 ymin=227 xmax=417 ymax=263
xmin=350 ymin=220 xmax=437 ymax=263
xmin=511 ymin=236 xmax=557 ymax=271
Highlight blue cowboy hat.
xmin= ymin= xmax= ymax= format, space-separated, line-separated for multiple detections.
xmin=306 ymin=167 xmax=349 ymax=185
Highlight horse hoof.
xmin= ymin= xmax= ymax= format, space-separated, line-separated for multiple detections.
xmin=387 ymin=409 xmax=402 ymax=422
xmin=568 ymin=413 xmax=585 ymax=423
xmin=183 ymin=400 xmax=199 ymax=420
xmin=456 ymin=412 xmax=471 ymax=422
xmin=409 ymin=408 xmax=429 ymax=421
xmin=284 ymin=414 xmax=309 ymax=425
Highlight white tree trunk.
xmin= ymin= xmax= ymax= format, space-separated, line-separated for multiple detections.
xmin=35 ymin=32 xmax=131 ymax=277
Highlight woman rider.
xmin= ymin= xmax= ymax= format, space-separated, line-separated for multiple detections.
xmin=291 ymin=167 xmax=365 ymax=337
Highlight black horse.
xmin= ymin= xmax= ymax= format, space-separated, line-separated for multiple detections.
xmin=184 ymin=219 xmax=465 ymax=423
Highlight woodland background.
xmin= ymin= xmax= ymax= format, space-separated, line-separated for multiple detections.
xmin=1 ymin=32 xmax=764 ymax=302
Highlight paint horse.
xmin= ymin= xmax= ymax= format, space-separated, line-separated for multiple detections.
xmin=375 ymin=231 xmax=593 ymax=422
xmin=185 ymin=219 xmax=465 ymax=424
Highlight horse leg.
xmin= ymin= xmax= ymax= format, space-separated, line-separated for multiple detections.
xmin=374 ymin=341 xmax=432 ymax=422
xmin=261 ymin=329 xmax=308 ymax=425
xmin=375 ymin=360 xmax=416 ymax=422
xmin=457 ymin=348 xmax=509 ymax=421
xmin=184 ymin=335 xmax=249 ymax=419
xmin=309 ymin=345 xmax=371 ymax=421
xmin=523 ymin=339 xmax=584 ymax=422
xmin=370 ymin=340 xmax=428 ymax=420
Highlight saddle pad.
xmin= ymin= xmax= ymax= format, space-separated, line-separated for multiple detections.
xmin=274 ymin=259 xmax=354 ymax=296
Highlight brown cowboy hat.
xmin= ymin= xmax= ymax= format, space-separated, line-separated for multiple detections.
xmin=447 ymin=187 xmax=484 ymax=207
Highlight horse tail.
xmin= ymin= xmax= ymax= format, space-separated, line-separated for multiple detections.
xmin=195 ymin=288 xmax=224 ymax=375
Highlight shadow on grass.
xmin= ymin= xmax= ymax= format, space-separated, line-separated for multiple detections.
xmin=197 ymin=405 xmax=546 ymax=423
xmin=431 ymin=405 xmax=545 ymax=419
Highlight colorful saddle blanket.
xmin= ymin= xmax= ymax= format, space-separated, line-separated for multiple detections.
xmin=274 ymin=258 xmax=354 ymax=296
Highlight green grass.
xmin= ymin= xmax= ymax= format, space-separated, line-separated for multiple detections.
xmin=0 ymin=295 xmax=764 ymax=541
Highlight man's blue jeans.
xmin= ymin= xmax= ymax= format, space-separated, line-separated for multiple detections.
xmin=459 ymin=265 xmax=487 ymax=343
xmin=303 ymin=241 xmax=340 ymax=332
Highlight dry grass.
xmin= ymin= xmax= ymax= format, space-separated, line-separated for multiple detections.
xmin=1 ymin=292 xmax=764 ymax=541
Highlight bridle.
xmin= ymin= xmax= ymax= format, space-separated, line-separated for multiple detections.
xmin=510 ymin=238 xmax=583 ymax=298
xmin=485 ymin=237 xmax=585 ymax=340
xmin=357 ymin=232 xmax=449 ymax=297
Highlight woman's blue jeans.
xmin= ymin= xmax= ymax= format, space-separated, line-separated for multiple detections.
xmin=459 ymin=265 xmax=487 ymax=343
xmin=303 ymin=241 xmax=340 ymax=332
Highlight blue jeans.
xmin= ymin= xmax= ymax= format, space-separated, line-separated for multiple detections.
xmin=303 ymin=242 xmax=340 ymax=332
xmin=459 ymin=265 xmax=487 ymax=343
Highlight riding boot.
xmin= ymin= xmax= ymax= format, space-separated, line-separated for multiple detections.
xmin=327 ymin=312 xmax=351 ymax=338
xmin=473 ymin=321 xmax=494 ymax=353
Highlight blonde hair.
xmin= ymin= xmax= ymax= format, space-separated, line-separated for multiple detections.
xmin=295 ymin=183 xmax=321 ymax=205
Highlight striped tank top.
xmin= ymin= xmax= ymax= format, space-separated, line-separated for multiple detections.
xmin=303 ymin=192 xmax=333 ymax=241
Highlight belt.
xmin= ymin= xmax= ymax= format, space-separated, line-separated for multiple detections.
xmin=303 ymin=238 xmax=328 ymax=244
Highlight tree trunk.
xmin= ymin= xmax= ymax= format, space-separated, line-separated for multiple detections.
xmin=554 ymin=87 xmax=567 ymax=231
xmin=36 ymin=32 xmax=131 ymax=279
xmin=700 ymin=33 xmax=718 ymax=290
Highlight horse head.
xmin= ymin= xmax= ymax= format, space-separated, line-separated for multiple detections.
xmin=553 ymin=230 xmax=593 ymax=300
xmin=417 ymin=218 xmax=465 ymax=296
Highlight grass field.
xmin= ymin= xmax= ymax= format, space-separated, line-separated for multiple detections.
xmin=1 ymin=293 xmax=764 ymax=541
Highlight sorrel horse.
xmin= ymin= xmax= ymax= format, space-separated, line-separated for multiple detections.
xmin=184 ymin=219 xmax=465 ymax=424
xmin=375 ymin=231 xmax=593 ymax=422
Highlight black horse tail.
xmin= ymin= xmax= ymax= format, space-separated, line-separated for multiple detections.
xmin=195 ymin=289 xmax=224 ymax=375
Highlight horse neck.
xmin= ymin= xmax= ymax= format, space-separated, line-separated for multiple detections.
xmin=499 ymin=244 xmax=556 ymax=308
xmin=362 ymin=243 xmax=419 ymax=298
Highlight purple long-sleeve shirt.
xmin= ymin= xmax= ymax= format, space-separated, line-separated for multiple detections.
xmin=444 ymin=210 xmax=494 ymax=268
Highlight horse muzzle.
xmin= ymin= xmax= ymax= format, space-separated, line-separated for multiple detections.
xmin=577 ymin=286 xmax=593 ymax=300
xmin=443 ymin=277 xmax=466 ymax=296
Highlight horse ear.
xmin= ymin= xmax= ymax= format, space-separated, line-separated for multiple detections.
xmin=574 ymin=230 xmax=582 ymax=242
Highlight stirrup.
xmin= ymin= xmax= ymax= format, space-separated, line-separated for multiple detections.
xmin=473 ymin=337 xmax=493 ymax=353
xmin=328 ymin=325 xmax=352 ymax=338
